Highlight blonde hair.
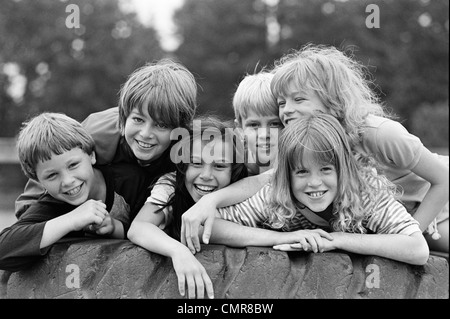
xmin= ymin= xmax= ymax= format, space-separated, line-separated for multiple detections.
xmin=118 ymin=59 xmax=197 ymax=131
xmin=17 ymin=112 xmax=95 ymax=181
xmin=232 ymin=71 xmax=278 ymax=125
xmin=271 ymin=44 xmax=389 ymax=149
xmin=266 ymin=113 xmax=399 ymax=233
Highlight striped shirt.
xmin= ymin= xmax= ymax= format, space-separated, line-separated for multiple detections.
xmin=218 ymin=176 xmax=421 ymax=235
xmin=146 ymin=171 xmax=176 ymax=229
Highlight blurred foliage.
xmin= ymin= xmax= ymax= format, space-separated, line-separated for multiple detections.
xmin=0 ymin=0 xmax=163 ymax=136
xmin=411 ymin=100 xmax=449 ymax=149
xmin=0 ymin=0 xmax=448 ymax=148
xmin=173 ymin=0 xmax=449 ymax=147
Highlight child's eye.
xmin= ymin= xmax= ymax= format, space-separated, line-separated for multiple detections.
xmin=45 ymin=173 xmax=57 ymax=180
xmin=295 ymin=97 xmax=306 ymax=102
xmin=189 ymin=162 xmax=203 ymax=168
xmin=246 ymin=123 xmax=259 ymax=128
xmin=295 ymin=169 xmax=308 ymax=175
xmin=156 ymin=123 xmax=169 ymax=129
xmin=214 ymin=163 xmax=230 ymax=169
xmin=277 ymin=101 xmax=286 ymax=108
xmin=321 ymin=166 xmax=335 ymax=173
xmin=270 ymin=122 xmax=283 ymax=128
xmin=68 ymin=162 xmax=80 ymax=169
xmin=132 ymin=117 xmax=144 ymax=123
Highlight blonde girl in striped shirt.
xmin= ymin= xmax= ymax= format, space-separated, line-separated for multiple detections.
xmin=215 ymin=113 xmax=429 ymax=265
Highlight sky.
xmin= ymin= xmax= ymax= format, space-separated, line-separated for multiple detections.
xmin=127 ymin=0 xmax=184 ymax=51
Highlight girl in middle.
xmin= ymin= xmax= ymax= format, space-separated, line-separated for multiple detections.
xmin=127 ymin=115 xmax=248 ymax=299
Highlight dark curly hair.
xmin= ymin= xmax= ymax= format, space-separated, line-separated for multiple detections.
xmin=159 ymin=115 xmax=248 ymax=241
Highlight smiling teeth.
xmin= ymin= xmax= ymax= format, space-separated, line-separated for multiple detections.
xmin=308 ymin=191 xmax=325 ymax=198
xmin=66 ymin=185 xmax=82 ymax=196
xmin=136 ymin=140 xmax=153 ymax=148
xmin=195 ymin=185 xmax=216 ymax=192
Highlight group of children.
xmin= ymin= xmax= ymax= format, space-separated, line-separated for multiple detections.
xmin=0 ymin=44 xmax=448 ymax=299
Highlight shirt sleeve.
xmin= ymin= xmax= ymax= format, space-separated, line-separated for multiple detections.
xmin=146 ymin=172 xmax=176 ymax=228
xmin=372 ymin=119 xmax=424 ymax=170
xmin=217 ymin=183 xmax=271 ymax=227
xmin=14 ymin=178 xmax=47 ymax=219
xmin=0 ymin=204 xmax=60 ymax=272
xmin=82 ymin=107 xmax=121 ymax=165
xmin=364 ymin=190 xmax=421 ymax=236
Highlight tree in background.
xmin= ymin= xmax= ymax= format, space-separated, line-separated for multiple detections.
xmin=0 ymin=0 xmax=163 ymax=136
xmin=411 ymin=101 xmax=449 ymax=151
xmin=174 ymin=0 xmax=278 ymax=118
xmin=0 ymin=0 xmax=448 ymax=149
xmin=173 ymin=0 xmax=448 ymax=148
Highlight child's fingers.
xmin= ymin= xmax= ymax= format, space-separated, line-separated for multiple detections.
xmin=194 ymin=274 xmax=205 ymax=299
xmin=180 ymin=222 xmax=186 ymax=246
xmin=297 ymin=238 xmax=311 ymax=251
xmin=178 ymin=274 xmax=186 ymax=297
xmin=86 ymin=224 xmax=96 ymax=232
xmin=306 ymin=236 xmax=319 ymax=253
xmin=315 ymin=229 xmax=333 ymax=240
xmin=186 ymin=276 xmax=196 ymax=299
xmin=273 ymin=243 xmax=298 ymax=251
xmin=94 ymin=200 xmax=106 ymax=209
xmin=95 ymin=223 xmax=113 ymax=235
xmin=190 ymin=224 xmax=201 ymax=253
xmin=202 ymin=216 xmax=215 ymax=245
xmin=183 ymin=226 xmax=196 ymax=255
xmin=92 ymin=215 xmax=104 ymax=226
xmin=290 ymin=243 xmax=309 ymax=250
xmin=202 ymin=271 xmax=214 ymax=299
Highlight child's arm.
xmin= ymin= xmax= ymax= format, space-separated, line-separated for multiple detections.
xmin=209 ymin=218 xmax=333 ymax=253
xmin=14 ymin=179 xmax=46 ymax=219
xmin=407 ymin=148 xmax=449 ymax=231
xmin=275 ymin=192 xmax=430 ymax=265
xmin=40 ymin=200 xmax=108 ymax=248
xmin=181 ymin=172 xmax=272 ymax=252
xmin=0 ymin=200 xmax=106 ymax=271
xmin=127 ymin=202 xmax=214 ymax=299
xmin=275 ymin=231 xmax=429 ymax=265
xmin=88 ymin=214 xmax=125 ymax=239
xmin=371 ymin=119 xmax=449 ymax=231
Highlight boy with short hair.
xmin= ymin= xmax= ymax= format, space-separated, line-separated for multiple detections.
xmin=232 ymin=71 xmax=283 ymax=175
xmin=14 ymin=59 xmax=198 ymax=218
xmin=0 ymin=113 xmax=152 ymax=271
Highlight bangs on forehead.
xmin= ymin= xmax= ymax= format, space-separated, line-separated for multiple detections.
xmin=289 ymin=137 xmax=336 ymax=170
xmin=241 ymin=104 xmax=277 ymax=120
xmin=272 ymin=62 xmax=315 ymax=97
xmin=136 ymin=91 xmax=181 ymax=128
xmin=191 ymin=136 xmax=234 ymax=163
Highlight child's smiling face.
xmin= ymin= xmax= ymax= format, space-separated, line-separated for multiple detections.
xmin=290 ymin=150 xmax=338 ymax=213
xmin=241 ymin=110 xmax=282 ymax=167
xmin=123 ymin=107 xmax=173 ymax=163
xmin=277 ymin=82 xmax=328 ymax=126
xmin=184 ymin=138 xmax=233 ymax=203
xmin=35 ymin=148 xmax=97 ymax=206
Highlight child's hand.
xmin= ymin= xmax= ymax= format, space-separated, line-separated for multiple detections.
xmin=69 ymin=199 xmax=108 ymax=232
xmin=181 ymin=196 xmax=217 ymax=254
xmin=88 ymin=213 xmax=115 ymax=236
xmin=171 ymin=248 xmax=214 ymax=299
xmin=273 ymin=229 xmax=333 ymax=253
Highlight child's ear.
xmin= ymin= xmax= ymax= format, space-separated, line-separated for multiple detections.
xmin=234 ymin=119 xmax=241 ymax=128
xmin=90 ymin=152 xmax=96 ymax=165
